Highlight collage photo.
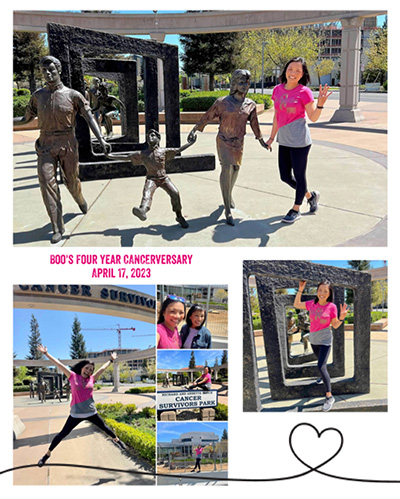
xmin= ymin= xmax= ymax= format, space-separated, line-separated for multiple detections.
xmin=8 ymin=5 xmax=395 ymax=496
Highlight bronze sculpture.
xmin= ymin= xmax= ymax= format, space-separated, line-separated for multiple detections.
xmin=297 ymin=310 xmax=310 ymax=353
xmin=286 ymin=310 xmax=297 ymax=355
xmin=14 ymin=56 xmax=110 ymax=244
xmin=92 ymin=81 xmax=125 ymax=139
xmin=188 ymin=69 xmax=269 ymax=225
xmin=107 ymin=129 xmax=196 ymax=228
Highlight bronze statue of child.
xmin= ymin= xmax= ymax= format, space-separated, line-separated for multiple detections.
xmin=107 ymin=129 xmax=196 ymax=228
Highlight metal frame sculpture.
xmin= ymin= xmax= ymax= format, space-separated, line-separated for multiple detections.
xmin=47 ymin=22 xmax=215 ymax=180
xmin=243 ymin=260 xmax=371 ymax=411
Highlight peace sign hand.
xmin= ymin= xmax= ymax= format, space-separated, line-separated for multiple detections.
xmin=317 ymin=84 xmax=333 ymax=107
xmin=339 ymin=303 xmax=349 ymax=321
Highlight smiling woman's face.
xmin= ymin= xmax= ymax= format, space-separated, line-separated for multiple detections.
xmin=163 ymin=301 xmax=185 ymax=330
xmin=285 ymin=61 xmax=303 ymax=85
xmin=81 ymin=364 xmax=94 ymax=378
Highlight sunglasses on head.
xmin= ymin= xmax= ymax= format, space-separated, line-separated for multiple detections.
xmin=167 ymin=294 xmax=186 ymax=304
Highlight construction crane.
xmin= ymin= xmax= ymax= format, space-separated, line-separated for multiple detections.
xmin=82 ymin=324 xmax=135 ymax=349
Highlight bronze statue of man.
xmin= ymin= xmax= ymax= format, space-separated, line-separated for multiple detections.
xmin=14 ymin=56 xmax=110 ymax=244
xmin=107 ymin=129 xmax=196 ymax=228
xmin=188 ymin=69 xmax=270 ymax=225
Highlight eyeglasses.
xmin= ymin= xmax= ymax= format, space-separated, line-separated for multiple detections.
xmin=167 ymin=294 xmax=186 ymax=304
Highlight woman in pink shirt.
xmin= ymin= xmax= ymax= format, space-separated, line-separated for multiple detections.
xmin=191 ymin=445 xmax=206 ymax=473
xmin=36 ymin=345 xmax=126 ymax=467
xmin=186 ymin=366 xmax=212 ymax=391
xmin=157 ymin=295 xmax=185 ymax=349
xmin=265 ymin=57 xmax=332 ymax=223
xmin=294 ymin=280 xmax=348 ymax=411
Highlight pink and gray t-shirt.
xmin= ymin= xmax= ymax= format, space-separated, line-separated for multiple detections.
xmin=157 ymin=323 xmax=182 ymax=349
xmin=305 ymin=300 xmax=338 ymax=346
xmin=69 ymin=371 xmax=97 ymax=418
xmin=272 ymin=84 xmax=314 ymax=148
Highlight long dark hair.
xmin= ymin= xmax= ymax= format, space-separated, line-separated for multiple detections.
xmin=314 ymin=280 xmax=334 ymax=304
xmin=71 ymin=360 xmax=95 ymax=375
xmin=186 ymin=304 xmax=207 ymax=330
xmin=157 ymin=296 xmax=186 ymax=324
xmin=279 ymin=57 xmax=310 ymax=86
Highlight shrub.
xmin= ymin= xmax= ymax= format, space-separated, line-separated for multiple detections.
xmin=105 ymin=418 xmax=156 ymax=466
xmin=13 ymin=88 xmax=31 ymax=97
xmin=180 ymin=90 xmax=272 ymax=112
xmin=139 ymin=406 xmax=156 ymax=418
xmin=215 ymin=403 xmax=228 ymax=421
xmin=181 ymin=95 xmax=220 ymax=112
xmin=125 ymin=404 xmax=137 ymax=415
xmin=125 ymin=386 xmax=156 ymax=394
xmin=250 ymin=93 xmax=272 ymax=109
xmin=252 ymin=317 xmax=262 ymax=330
xmin=13 ymin=94 xmax=31 ymax=117
xmin=13 ymin=386 xmax=30 ymax=392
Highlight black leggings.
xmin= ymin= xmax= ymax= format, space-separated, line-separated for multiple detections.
xmin=194 ymin=458 xmax=201 ymax=470
xmin=311 ymin=344 xmax=332 ymax=394
xmin=278 ymin=144 xmax=311 ymax=205
xmin=49 ymin=413 xmax=117 ymax=451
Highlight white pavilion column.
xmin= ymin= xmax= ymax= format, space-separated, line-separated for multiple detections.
xmin=330 ymin=16 xmax=364 ymax=123
xmin=112 ymin=362 xmax=120 ymax=392
xmin=150 ymin=32 xmax=166 ymax=112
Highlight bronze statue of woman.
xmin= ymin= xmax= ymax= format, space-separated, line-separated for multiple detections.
xmin=188 ymin=69 xmax=269 ymax=225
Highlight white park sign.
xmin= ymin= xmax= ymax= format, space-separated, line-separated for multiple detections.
xmin=157 ymin=390 xmax=218 ymax=411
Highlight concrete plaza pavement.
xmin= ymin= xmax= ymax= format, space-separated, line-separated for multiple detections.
xmin=13 ymin=387 xmax=156 ymax=485
xmin=255 ymin=329 xmax=388 ymax=412
xmin=13 ymin=96 xmax=387 ymax=247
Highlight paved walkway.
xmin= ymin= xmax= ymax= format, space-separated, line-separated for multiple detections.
xmin=255 ymin=329 xmax=388 ymax=412
xmin=13 ymin=387 xmax=156 ymax=485
xmin=13 ymin=96 xmax=387 ymax=247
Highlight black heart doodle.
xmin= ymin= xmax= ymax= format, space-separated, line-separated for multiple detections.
xmin=3 ymin=425 xmax=400 ymax=483
xmin=289 ymin=422 xmax=344 ymax=473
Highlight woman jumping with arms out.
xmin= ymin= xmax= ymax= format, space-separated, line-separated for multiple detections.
xmin=294 ymin=280 xmax=348 ymax=412
xmin=36 ymin=345 xmax=126 ymax=467
xmin=265 ymin=57 xmax=332 ymax=223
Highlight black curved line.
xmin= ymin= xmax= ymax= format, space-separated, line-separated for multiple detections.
xmin=2 ymin=462 xmax=314 ymax=482
xmin=4 ymin=424 xmax=400 ymax=484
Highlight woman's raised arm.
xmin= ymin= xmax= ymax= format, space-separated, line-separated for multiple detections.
xmin=37 ymin=344 xmax=72 ymax=378
xmin=293 ymin=280 xmax=308 ymax=309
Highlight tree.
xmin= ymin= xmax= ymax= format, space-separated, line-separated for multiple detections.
xmin=219 ymin=350 xmax=228 ymax=378
xmin=189 ymin=351 xmax=196 ymax=369
xmin=237 ymin=28 xmax=320 ymax=88
xmin=221 ymin=428 xmax=228 ymax=440
xmin=26 ymin=314 xmax=43 ymax=375
xmin=312 ymin=59 xmax=335 ymax=85
xmin=346 ymin=261 xmax=371 ymax=305
xmin=180 ymin=32 xmax=241 ymax=90
xmin=364 ymin=24 xmax=388 ymax=85
xmin=69 ymin=316 xmax=87 ymax=359
xmin=347 ymin=261 xmax=371 ymax=271
xmin=214 ymin=288 xmax=228 ymax=303
xmin=371 ymin=280 xmax=387 ymax=310
xmin=13 ymin=31 xmax=47 ymax=92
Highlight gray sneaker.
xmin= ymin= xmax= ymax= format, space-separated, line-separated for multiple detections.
xmin=308 ymin=191 xmax=320 ymax=213
xmin=322 ymin=396 xmax=335 ymax=412
xmin=315 ymin=378 xmax=323 ymax=385
xmin=281 ymin=209 xmax=301 ymax=224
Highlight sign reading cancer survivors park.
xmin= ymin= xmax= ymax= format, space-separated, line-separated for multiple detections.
xmin=157 ymin=390 xmax=218 ymax=411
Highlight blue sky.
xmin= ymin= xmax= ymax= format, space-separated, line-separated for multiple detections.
xmin=311 ymin=260 xmax=386 ymax=269
xmin=14 ymin=285 xmax=156 ymax=359
xmin=157 ymin=350 xmax=226 ymax=370
xmin=157 ymin=421 xmax=228 ymax=442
